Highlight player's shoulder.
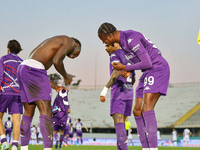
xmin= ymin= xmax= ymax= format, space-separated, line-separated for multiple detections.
xmin=123 ymin=30 xmax=142 ymax=39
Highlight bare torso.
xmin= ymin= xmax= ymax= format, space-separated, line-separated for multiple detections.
xmin=28 ymin=35 xmax=74 ymax=70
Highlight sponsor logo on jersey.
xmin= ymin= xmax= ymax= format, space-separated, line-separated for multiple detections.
xmin=131 ymin=44 xmax=140 ymax=52
xmin=128 ymin=38 xmax=133 ymax=44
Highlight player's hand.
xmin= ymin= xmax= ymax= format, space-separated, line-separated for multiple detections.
xmin=55 ymin=86 xmax=69 ymax=93
xmin=100 ymin=96 xmax=106 ymax=102
xmin=65 ymin=74 xmax=74 ymax=84
xmin=112 ymin=63 xmax=126 ymax=71
xmin=120 ymin=70 xmax=131 ymax=78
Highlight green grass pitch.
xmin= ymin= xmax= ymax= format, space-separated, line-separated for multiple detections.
xmin=2 ymin=145 xmax=199 ymax=150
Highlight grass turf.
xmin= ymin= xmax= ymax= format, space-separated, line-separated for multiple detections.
xmin=2 ymin=145 xmax=199 ymax=150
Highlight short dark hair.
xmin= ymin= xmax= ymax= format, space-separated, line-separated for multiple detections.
xmin=7 ymin=40 xmax=22 ymax=54
xmin=98 ymin=22 xmax=117 ymax=37
xmin=71 ymin=37 xmax=81 ymax=47
xmin=78 ymin=118 xmax=81 ymax=122
xmin=8 ymin=117 xmax=10 ymax=120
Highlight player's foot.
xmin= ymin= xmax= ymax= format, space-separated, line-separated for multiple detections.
xmin=11 ymin=145 xmax=17 ymax=150
xmin=55 ymin=140 xmax=59 ymax=149
xmin=1 ymin=142 xmax=9 ymax=150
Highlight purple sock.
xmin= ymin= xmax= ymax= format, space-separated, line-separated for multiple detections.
xmin=77 ymin=138 xmax=79 ymax=145
xmin=0 ymin=137 xmax=7 ymax=143
xmin=64 ymin=136 xmax=68 ymax=143
xmin=135 ymin=116 xmax=149 ymax=148
xmin=143 ymin=110 xmax=158 ymax=148
xmin=115 ymin=123 xmax=128 ymax=150
xmin=59 ymin=135 xmax=64 ymax=148
xmin=40 ymin=115 xmax=53 ymax=148
xmin=20 ymin=115 xmax=32 ymax=146
xmin=117 ymin=141 xmax=121 ymax=150
xmin=12 ymin=141 xmax=18 ymax=148
xmin=81 ymin=138 xmax=83 ymax=145
xmin=53 ymin=133 xmax=58 ymax=141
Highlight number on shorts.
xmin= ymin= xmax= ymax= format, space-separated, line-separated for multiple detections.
xmin=144 ymin=76 xmax=154 ymax=86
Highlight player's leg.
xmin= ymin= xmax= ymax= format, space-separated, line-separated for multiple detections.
xmin=35 ymin=99 xmax=53 ymax=149
xmin=20 ymin=102 xmax=36 ymax=150
xmin=59 ymin=130 xmax=65 ymax=149
xmin=76 ymin=134 xmax=80 ymax=145
xmin=11 ymin=113 xmax=21 ymax=149
xmin=53 ymin=130 xmax=59 ymax=149
xmin=0 ymin=112 xmax=9 ymax=150
xmin=112 ymin=113 xmax=128 ymax=150
xmin=142 ymin=92 xmax=160 ymax=150
xmin=133 ymin=97 xmax=149 ymax=150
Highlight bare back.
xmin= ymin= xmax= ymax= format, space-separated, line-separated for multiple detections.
xmin=28 ymin=35 xmax=75 ymax=70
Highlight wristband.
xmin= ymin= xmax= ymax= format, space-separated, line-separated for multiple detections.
xmin=100 ymin=87 xmax=108 ymax=97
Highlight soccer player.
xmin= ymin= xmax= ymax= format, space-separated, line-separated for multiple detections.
xmin=4 ymin=117 xmax=13 ymax=143
xmin=99 ymin=43 xmax=135 ymax=150
xmin=125 ymin=118 xmax=131 ymax=142
xmin=68 ymin=123 xmax=75 ymax=145
xmin=63 ymin=116 xmax=71 ymax=146
xmin=31 ymin=125 xmax=37 ymax=145
xmin=172 ymin=128 xmax=177 ymax=147
xmin=128 ymin=128 xmax=133 ymax=146
xmin=75 ymin=118 xmax=88 ymax=146
xmin=0 ymin=40 xmax=23 ymax=150
xmin=157 ymin=130 xmax=161 ymax=146
xmin=17 ymin=35 xmax=81 ymax=150
xmin=52 ymin=89 xmax=70 ymax=149
xmin=183 ymin=128 xmax=192 ymax=147
xmin=98 ymin=23 xmax=170 ymax=150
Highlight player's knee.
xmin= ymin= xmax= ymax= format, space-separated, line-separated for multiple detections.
xmin=133 ymin=108 xmax=141 ymax=116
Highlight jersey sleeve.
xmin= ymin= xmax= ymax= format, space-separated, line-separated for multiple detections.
xmin=128 ymin=33 xmax=146 ymax=57
xmin=0 ymin=57 xmax=4 ymax=86
xmin=110 ymin=53 xmax=121 ymax=71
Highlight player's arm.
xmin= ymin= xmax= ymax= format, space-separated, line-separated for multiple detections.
xmin=49 ymin=80 xmax=68 ymax=92
xmin=189 ymin=132 xmax=192 ymax=136
xmin=82 ymin=124 xmax=88 ymax=132
xmin=52 ymin=37 xmax=75 ymax=84
xmin=0 ymin=57 xmax=4 ymax=91
xmin=68 ymin=108 xmax=71 ymax=114
xmin=112 ymin=52 xmax=152 ymax=71
xmin=100 ymin=69 xmax=120 ymax=102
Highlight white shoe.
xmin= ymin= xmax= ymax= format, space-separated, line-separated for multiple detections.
xmin=1 ymin=142 xmax=9 ymax=150
xmin=11 ymin=145 xmax=17 ymax=150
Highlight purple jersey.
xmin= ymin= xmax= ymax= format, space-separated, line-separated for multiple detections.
xmin=0 ymin=53 xmax=22 ymax=95
xmin=65 ymin=116 xmax=71 ymax=130
xmin=119 ymin=30 xmax=168 ymax=71
xmin=52 ymin=89 xmax=70 ymax=126
xmin=110 ymin=49 xmax=134 ymax=101
xmin=69 ymin=126 xmax=74 ymax=135
xmin=75 ymin=122 xmax=83 ymax=134
xmin=5 ymin=120 xmax=13 ymax=130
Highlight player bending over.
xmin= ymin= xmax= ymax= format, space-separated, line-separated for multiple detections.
xmin=99 ymin=43 xmax=135 ymax=150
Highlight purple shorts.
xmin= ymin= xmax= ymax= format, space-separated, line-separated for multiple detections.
xmin=5 ymin=129 xmax=12 ymax=135
xmin=110 ymin=99 xmax=133 ymax=116
xmin=17 ymin=65 xmax=51 ymax=103
xmin=69 ymin=133 xmax=73 ymax=138
xmin=0 ymin=95 xmax=23 ymax=114
xmin=76 ymin=132 xmax=82 ymax=137
xmin=64 ymin=128 xmax=69 ymax=136
xmin=53 ymin=124 xmax=66 ymax=131
xmin=136 ymin=64 xmax=170 ymax=98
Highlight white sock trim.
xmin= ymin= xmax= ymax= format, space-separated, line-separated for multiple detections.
xmin=21 ymin=145 xmax=28 ymax=150
xmin=150 ymin=148 xmax=158 ymax=150
xmin=142 ymin=148 xmax=150 ymax=150
xmin=12 ymin=140 xmax=18 ymax=143
xmin=0 ymin=134 xmax=6 ymax=139
xmin=44 ymin=148 xmax=52 ymax=150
